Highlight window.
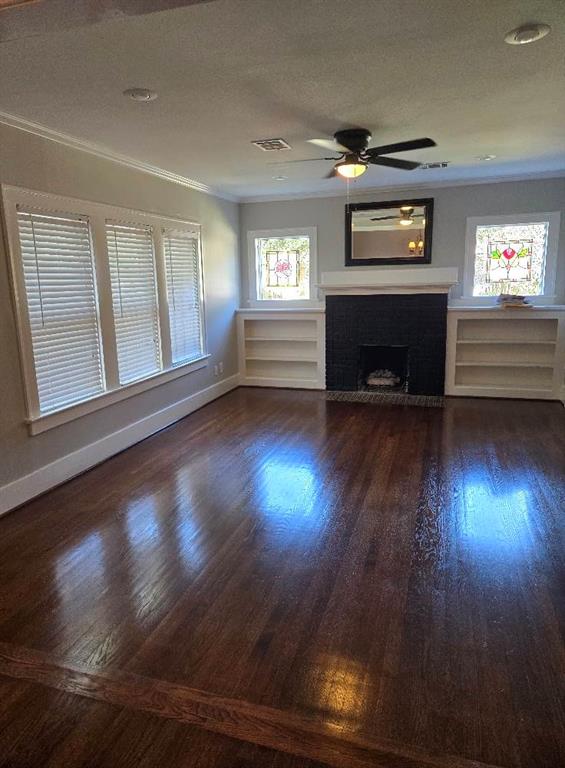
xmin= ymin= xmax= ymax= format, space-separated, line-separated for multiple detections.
xmin=463 ymin=213 xmax=560 ymax=304
xmin=3 ymin=186 xmax=207 ymax=433
xmin=17 ymin=209 xmax=105 ymax=414
xmin=247 ymin=227 xmax=317 ymax=305
xmin=163 ymin=227 xmax=204 ymax=366
xmin=106 ymin=221 xmax=161 ymax=384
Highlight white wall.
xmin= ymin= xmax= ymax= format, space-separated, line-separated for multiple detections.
xmin=0 ymin=123 xmax=240 ymax=492
xmin=240 ymin=177 xmax=565 ymax=302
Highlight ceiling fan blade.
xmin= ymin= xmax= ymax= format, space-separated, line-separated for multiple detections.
xmin=267 ymin=156 xmax=337 ymax=165
xmin=370 ymin=215 xmax=399 ymax=221
xmin=366 ymin=138 xmax=436 ymax=156
xmin=308 ymin=138 xmax=350 ymax=153
xmin=367 ymin=156 xmax=421 ymax=171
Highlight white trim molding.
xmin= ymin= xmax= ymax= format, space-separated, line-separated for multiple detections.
xmin=0 ymin=110 xmax=238 ymax=203
xmin=0 ymin=374 xmax=241 ymax=516
xmin=319 ymin=267 xmax=459 ymax=295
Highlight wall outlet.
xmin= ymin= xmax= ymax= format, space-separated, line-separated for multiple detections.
xmin=218 ymin=361 xmax=223 ymax=374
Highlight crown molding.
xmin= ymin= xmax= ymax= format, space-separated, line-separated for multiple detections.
xmin=2 ymin=110 xmax=563 ymax=207
xmin=239 ymin=169 xmax=565 ymax=204
xmin=0 ymin=110 xmax=239 ymax=203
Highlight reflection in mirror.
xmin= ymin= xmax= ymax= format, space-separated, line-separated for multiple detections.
xmin=345 ymin=198 xmax=433 ymax=266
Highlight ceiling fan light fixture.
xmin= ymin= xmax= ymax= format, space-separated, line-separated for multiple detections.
xmin=336 ymin=155 xmax=367 ymax=179
xmin=399 ymin=217 xmax=414 ymax=226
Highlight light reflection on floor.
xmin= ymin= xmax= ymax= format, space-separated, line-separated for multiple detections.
xmin=173 ymin=469 xmax=206 ymax=573
xmin=255 ymin=455 xmax=330 ymax=549
xmin=460 ymin=474 xmax=535 ymax=560
xmin=125 ymin=494 xmax=169 ymax=623
xmin=309 ymin=654 xmax=369 ymax=732
xmin=55 ymin=531 xmax=109 ymax=643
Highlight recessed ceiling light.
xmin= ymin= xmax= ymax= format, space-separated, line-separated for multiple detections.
xmin=272 ymin=175 xmax=288 ymax=181
xmin=476 ymin=154 xmax=497 ymax=161
xmin=123 ymin=87 xmax=158 ymax=102
xmin=504 ymin=23 xmax=550 ymax=45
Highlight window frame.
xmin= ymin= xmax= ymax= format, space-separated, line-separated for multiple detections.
xmin=461 ymin=212 xmax=560 ymax=305
xmin=2 ymin=185 xmax=208 ymax=435
xmin=247 ymin=227 xmax=319 ymax=307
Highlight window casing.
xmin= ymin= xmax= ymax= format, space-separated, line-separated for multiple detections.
xmin=462 ymin=212 xmax=560 ymax=305
xmin=247 ymin=227 xmax=318 ymax=306
xmin=2 ymin=186 xmax=207 ymax=434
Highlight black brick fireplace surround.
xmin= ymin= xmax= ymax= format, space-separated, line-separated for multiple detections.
xmin=325 ymin=294 xmax=448 ymax=395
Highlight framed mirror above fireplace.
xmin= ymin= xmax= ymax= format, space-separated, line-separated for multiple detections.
xmin=345 ymin=198 xmax=434 ymax=266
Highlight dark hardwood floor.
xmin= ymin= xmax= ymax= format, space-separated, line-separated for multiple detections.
xmin=0 ymin=388 xmax=563 ymax=768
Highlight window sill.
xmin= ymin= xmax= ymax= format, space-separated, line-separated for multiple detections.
xmin=27 ymin=355 xmax=210 ymax=435
xmin=450 ymin=296 xmax=558 ymax=308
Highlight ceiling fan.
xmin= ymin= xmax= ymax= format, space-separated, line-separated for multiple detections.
xmin=301 ymin=129 xmax=436 ymax=179
xmin=370 ymin=206 xmax=425 ymax=225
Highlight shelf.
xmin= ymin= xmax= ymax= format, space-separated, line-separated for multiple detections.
xmin=246 ymin=354 xmax=318 ymax=362
xmin=451 ymin=384 xmax=554 ymax=398
xmin=242 ymin=376 xmax=321 ymax=389
xmin=238 ymin=313 xmax=324 ymax=391
xmin=455 ymin=362 xmax=554 ymax=369
xmin=456 ymin=339 xmax=556 ymax=345
xmin=245 ymin=336 xmax=318 ymax=342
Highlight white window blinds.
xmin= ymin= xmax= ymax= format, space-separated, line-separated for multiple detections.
xmin=106 ymin=221 xmax=162 ymax=384
xmin=163 ymin=228 xmax=203 ymax=365
xmin=16 ymin=209 xmax=104 ymax=414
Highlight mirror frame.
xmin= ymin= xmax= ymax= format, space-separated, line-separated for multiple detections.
xmin=345 ymin=197 xmax=434 ymax=266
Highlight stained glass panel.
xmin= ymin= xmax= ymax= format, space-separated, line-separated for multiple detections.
xmin=265 ymin=249 xmax=299 ymax=288
xmin=255 ymin=235 xmax=310 ymax=300
xmin=473 ymin=222 xmax=549 ymax=297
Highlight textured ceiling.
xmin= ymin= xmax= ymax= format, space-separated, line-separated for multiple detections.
xmin=1 ymin=0 xmax=564 ymax=200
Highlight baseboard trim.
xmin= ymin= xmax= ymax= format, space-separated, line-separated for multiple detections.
xmin=0 ymin=374 xmax=241 ymax=516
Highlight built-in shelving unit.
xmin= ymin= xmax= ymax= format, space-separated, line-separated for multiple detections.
xmin=237 ymin=309 xmax=325 ymax=389
xmin=445 ymin=308 xmax=565 ymax=401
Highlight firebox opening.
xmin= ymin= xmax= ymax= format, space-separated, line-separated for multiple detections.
xmin=358 ymin=345 xmax=409 ymax=393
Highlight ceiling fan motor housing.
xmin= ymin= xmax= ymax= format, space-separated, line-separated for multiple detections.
xmin=334 ymin=128 xmax=372 ymax=153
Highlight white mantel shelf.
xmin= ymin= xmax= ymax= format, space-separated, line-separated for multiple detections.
xmin=319 ymin=267 xmax=459 ymax=295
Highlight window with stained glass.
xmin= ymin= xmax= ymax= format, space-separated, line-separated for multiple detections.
xmin=254 ymin=234 xmax=311 ymax=301
xmin=472 ymin=222 xmax=550 ymax=297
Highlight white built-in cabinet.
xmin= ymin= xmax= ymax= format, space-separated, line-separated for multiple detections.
xmin=445 ymin=307 xmax=565 ymax=402
xmin=236 ymin=309 xmax=325 ymax=389
xmin=236 ymin=306 xmax=565 ymax=403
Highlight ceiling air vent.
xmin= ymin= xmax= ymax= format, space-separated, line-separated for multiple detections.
xmin=419 ymin=161 xmax=450 ymax=169
xmin=252 ymin=138 xmax=292 ymax=151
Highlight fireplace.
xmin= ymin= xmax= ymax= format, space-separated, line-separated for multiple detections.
xmin=326 ymin=294 xmax=448 ymax=396
xmin=358 ymin=345 xmax=409 ymax=392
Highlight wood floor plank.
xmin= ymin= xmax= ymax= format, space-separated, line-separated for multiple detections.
xmin=0 ymin=641 xmax=503 ymax=768
xmin=0 ymin=675 xmax=330 ymax=768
